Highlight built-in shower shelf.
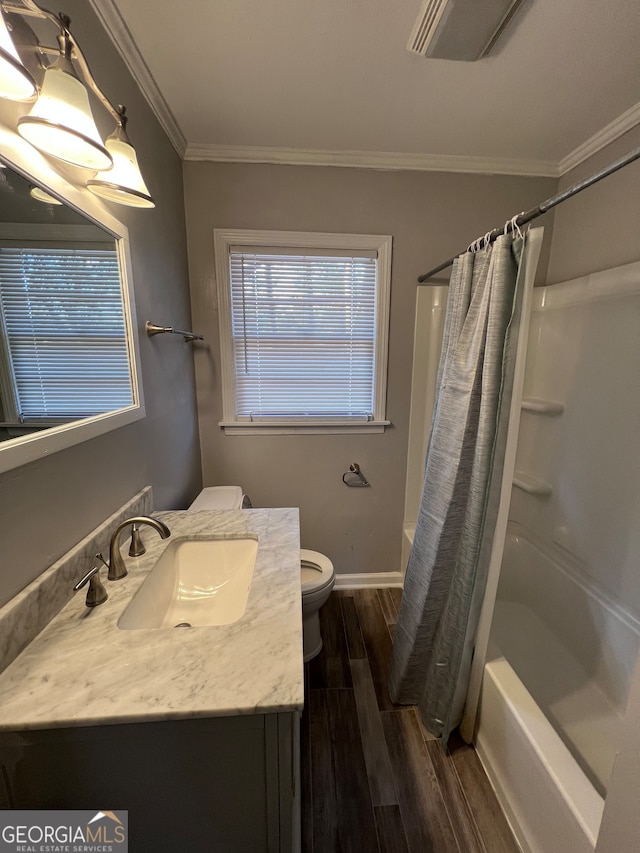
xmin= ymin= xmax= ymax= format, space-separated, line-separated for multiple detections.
xmin=513 ymin=473 xmax=553 ymax=497
xmin=521 ymin=397 xmax=565 ymax=415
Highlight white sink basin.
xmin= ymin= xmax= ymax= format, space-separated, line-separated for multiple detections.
xmin=117 ymin=536 xmax=258 ymax=630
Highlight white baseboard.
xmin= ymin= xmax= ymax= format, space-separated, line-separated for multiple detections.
xmin=334 ymin=572 xmax=404 ymax=590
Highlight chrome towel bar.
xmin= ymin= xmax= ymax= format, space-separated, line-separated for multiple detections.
xmin=145 ymin=321 xmax=204 ymax=342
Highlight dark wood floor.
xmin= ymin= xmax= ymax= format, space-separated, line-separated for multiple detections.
xmin=301 ymin=589 xmax=520 ymax=853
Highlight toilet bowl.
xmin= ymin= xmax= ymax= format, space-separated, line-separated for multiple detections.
xmin=188 ymin=487 xmax=335 ymax=662
xmin=301 ymin=549 xmax=335 ymax=662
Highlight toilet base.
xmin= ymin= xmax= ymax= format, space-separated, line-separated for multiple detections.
xmin=302 ymin=610 xmax=323 ymax=662
xmin=303 ymin=638 xmax=323 ymax=663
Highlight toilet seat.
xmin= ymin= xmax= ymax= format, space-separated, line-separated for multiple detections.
xmin=300 ymin=549 xmax=334 ymax=595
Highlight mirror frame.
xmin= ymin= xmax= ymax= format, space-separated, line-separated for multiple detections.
xmin=0 ymin=112 xmax=145 ymax=474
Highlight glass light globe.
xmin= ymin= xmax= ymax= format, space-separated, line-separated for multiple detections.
xmin=0 ymin=12 xmax=36 ymax=100
xmin=29 ymin=185 xmax=62 ymax=205
xmin=87 ymin=123 xmax=154 ymax=208
xmin=18 ymin=55 xmax=112 ymax=171
xmin=0 ymin=9 xmax=36 ymax=101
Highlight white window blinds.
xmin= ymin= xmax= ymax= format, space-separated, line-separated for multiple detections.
xmin=228 ymin=249 xmax=378 ymax=420
xmin=0 ymin=247 xmax=133 ymax=419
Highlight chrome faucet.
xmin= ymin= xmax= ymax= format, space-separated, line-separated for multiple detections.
xmin=108 ymin=516 xmax=171 ymax=580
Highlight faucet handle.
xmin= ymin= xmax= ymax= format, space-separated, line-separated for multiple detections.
xmin=95 ymin=552 xmax=110 ymax=570
xmin=73 ymin=562 xmax=108 ymax=608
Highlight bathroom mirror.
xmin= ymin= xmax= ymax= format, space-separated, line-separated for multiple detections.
xmin=0 ymin=152 xmax=143 ymax=474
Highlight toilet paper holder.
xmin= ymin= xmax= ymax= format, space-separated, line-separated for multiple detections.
xmin=342 ymin=462 xmax=370 ymax=487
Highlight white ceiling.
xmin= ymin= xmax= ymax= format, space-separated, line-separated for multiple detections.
xmin=99 ymin=0 xmax=640 ymax=175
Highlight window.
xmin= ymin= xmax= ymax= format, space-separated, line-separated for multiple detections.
xmin=0 ymin=247 xmax=133 ymax=423
xmin=214 ymin=229 xmax=392 ymax=434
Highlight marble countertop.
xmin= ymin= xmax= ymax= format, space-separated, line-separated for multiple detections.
xmin=0 ymin=509 xmax=304 ymax=730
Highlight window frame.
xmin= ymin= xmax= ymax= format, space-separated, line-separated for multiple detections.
xmin=214 ymin=229 xmax=392 ymax=435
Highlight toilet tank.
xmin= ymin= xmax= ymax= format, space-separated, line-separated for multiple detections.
xmin=188 ymin=486 xmax=246 ymax=511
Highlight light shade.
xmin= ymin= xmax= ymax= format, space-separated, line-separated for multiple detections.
xmin=0 ymin=11 xmax=36 ymax=100
xmin=87 ymin=122 xmax=154 ymax=208
xmin=29 ymin=184 xmax=62 ymax=205
xmin=17 ymin=54 xmax=112 ymax=171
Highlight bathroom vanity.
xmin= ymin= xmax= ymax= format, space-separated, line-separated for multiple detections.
xmin=0 ymin=502 xmax=304 ymax=853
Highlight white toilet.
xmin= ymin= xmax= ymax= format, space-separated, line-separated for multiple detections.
xmin=188 ymin=486 xmax=335 ymax=661
xmin=189 ymin=485 xmax=246 ymax=511
xmin=300 ymin=549 xmax=335 ymax=661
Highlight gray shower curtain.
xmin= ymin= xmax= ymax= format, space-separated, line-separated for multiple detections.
xmin=389 ymin=233 xmax=529 ymax=742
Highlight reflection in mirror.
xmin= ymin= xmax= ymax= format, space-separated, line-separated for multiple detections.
xmin=0 ymin=161 xmax=135 ymax=446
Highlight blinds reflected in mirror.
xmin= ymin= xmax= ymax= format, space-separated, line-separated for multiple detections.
xmin=0 ymin=247 xmax=133 ymax=420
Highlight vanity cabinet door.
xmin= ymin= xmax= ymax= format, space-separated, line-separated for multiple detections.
xmin=0 ymin=713 xmax=299 ymax=853
xmin=266 ymin=711 xmax=301 ymax=853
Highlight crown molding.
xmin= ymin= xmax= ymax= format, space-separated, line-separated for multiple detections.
xmin=85 ymin=2 xmax=640 ymax=180
xmin=184 ymin=143 xmax=559 ymax=177
xmin=87 ymin=0 xmax=187 ymax=158
xmin=559 ymin=101 xmax=640 ymax=176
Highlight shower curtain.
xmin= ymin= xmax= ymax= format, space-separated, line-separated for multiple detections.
xmin=389 ymin=232 xmax=531 ymax=742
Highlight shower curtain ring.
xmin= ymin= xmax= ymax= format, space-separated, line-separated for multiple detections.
xmin=510 ymin=214 xmax=524 ymax=239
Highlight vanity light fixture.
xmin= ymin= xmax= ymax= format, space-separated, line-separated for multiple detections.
xmin=0 ymin=0 xmax=154 ymax=208
xmin=87 ymin=106 xmax=155 ymax=208
xmin=0 ymin=7 xmax=36 ymax=99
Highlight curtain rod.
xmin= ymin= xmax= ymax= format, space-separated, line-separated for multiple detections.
xmin=417 ymin=144 xmax=640 ymax=283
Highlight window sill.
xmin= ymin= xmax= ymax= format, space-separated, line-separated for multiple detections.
xmin=219 ymin=420 xmax=391 ymax=435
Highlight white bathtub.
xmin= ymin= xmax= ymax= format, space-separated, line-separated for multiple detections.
xmin=476 ymin=525 xmax=640 ymax=853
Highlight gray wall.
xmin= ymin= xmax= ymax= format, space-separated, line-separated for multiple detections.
xmin=0 ymin=1 xmax=201 ymax=607
xmin=184 ymin=162 xmax=556 ymax=576
xmin=546 ymin=125 xmax=640 ymax=284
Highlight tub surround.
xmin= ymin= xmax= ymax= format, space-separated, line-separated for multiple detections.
xmin=477 ymin=260 xmax=640 ymax=853
xmin=477 ymin=658 xmax=602 ymax=853
xmin=493 ymin=524 xmax=640 ymax=796
xmin=0 ymin=506 xmax=303 ymax=730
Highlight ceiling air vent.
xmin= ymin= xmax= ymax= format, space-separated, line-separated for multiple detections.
xmin=407 ymin=0 xmax=526 ymax=61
